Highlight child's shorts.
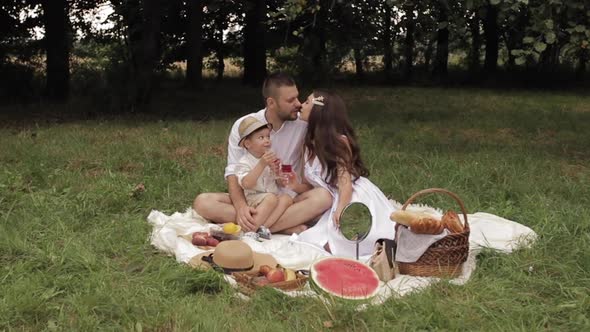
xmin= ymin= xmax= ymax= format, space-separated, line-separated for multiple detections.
xmin=245 ymin=193 xmax=274 ymax=207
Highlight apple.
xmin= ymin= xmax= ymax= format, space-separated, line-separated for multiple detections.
xmin=206 ymin=237 xmax=220 ymax=247
xmin=258 ymin=265 xmax=272 ymax=276
xmin=191 ymin=235 xmax=208 ymax=246
xmin=192 ymin=232 xmax=208 ymax=240
xmin=265 ymin=268 xmax=285 ymax=283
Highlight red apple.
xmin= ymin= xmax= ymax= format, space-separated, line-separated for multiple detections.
xmin=265 ymin=268 xmax=285 ymax=283
xmin=259 ymin=265 xmax=272 ymax=276
xmin=206 ymin=237 xmax=220 ymax=247
xmin=191 ymin=235 xmax=207 ymax=246
xmin=192 ymin=232 xmax=208 ymax=239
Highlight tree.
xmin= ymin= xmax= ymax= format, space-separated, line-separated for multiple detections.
xmin=41 ymin=0 xmax=70 ymax=101
xmin=382 ymin=1 xmax=394 ymax=79
xmin=186 ymin=0 xmax=204 ymax=88
xmin=243 ymin=0 xmax=267 ymax=86
xmin=433 ymin=0 xmax=450 ymax=80
xmin=403 ymin=2 xmax=416 ymax=80
xmin=483 ymin=2 xmax=499 ymax=74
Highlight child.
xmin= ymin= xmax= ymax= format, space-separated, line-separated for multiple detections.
xmin=286 ymin=91 xmax=396 ymax=257
xmin=234 ymin=116 xmax=293 ymax=233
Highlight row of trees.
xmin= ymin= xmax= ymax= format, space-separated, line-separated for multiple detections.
xmin=1 ymin=0 xmax=588 ymax=106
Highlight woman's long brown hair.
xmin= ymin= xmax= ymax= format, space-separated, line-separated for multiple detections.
xmin=304 ymin=90 xmax=369 ymax=188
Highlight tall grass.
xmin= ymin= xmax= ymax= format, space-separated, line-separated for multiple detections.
xmin=1 ymin=86 xmax=589 ymax=330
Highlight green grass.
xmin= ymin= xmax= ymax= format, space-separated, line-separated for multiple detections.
xmin=1 ymin=86 xmax=590 ymax=331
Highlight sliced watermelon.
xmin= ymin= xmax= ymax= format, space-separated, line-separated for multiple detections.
xmin=310 ymin=257 xmax=380 ymax=300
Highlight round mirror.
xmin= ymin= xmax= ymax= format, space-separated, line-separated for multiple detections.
xmin=339 ymin=202 xmax=372 ymax=243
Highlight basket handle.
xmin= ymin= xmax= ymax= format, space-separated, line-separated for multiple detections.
xmin=400 ymin=188 xmax=469 ymax=231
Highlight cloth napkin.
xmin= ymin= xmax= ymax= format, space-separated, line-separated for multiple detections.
xmin=395 ymin=227 xmax=451 ymax=263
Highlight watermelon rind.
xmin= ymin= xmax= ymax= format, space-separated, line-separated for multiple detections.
xmin=309 ymin=257 xmax=381 ymax=301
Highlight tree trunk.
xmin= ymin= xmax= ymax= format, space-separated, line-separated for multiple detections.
xmin=186 ymin=0 xmax=203 ymax=88
xmin=112 ymin=0 xmax=143 ymax=110
xmin=403 ymin=4 xmax=415 ymax=81
xmin=483 ymin=4 xmax=499 ymax=74
xmin=469 ymin=11 xmax=481 ymax=73
xmin=215 ymin=15 xmax=224 ymax=80
xmin=576 ymin=49 xmax=587 ymax=81
xmin=353 ymin=46 xmax=364 ymax=80
xmin=309 ymin=0 xmax=329 ymax=84
xmin=424 ymin=38 xmax=435 ymax=70
xmin=243 ymin=0 xmax=267 ymax=86
xmin=41 ymin=0 xmax=70 ymax=102
xmin=433 ymin=2 xmax=449 ymax=80
xmin=135 ymin=0 xmax=162 ymax=108
xmin=382 ymin=2 xmax=393 ymax=78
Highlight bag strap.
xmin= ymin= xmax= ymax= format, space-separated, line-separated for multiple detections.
xmin=376 ymin=239 xmax=397 ymax=269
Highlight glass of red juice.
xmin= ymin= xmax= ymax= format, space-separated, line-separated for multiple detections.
xmin=281 ymin=164 xmax=292 ymax=173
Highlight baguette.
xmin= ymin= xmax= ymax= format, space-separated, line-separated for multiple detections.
xmin=390 ymin=210 xmax=445 ymax=235
xmin=390 ymin=210 xmax=432 ymax=227
xmin=441 ymin=210 xmax=463 ymax=233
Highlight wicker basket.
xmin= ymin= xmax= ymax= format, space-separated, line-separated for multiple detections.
xmin=395 ymin=188 xmax=470 ymax=278
xmin=232 ymin=270 xmax=308 ymax=296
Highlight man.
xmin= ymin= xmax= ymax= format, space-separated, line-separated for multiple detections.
xmin=193 ymin=73 xmax=332 ymax=234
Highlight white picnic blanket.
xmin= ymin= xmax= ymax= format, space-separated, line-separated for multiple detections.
xmin=147 ymin=200 xmax=537 ymax=305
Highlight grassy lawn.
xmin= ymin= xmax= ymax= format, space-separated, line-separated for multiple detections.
xmin=1 ymin=86 xmax=589 ymax=330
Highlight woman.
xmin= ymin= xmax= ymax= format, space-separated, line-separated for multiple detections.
xmin=284 ymin=90 xmax=397 ymax=258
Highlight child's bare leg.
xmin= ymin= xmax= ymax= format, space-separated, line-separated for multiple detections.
xmin=263 ymin=194 xmax=293 ymax=229
xmin=253 ymin=194 xmax=278 ymax=230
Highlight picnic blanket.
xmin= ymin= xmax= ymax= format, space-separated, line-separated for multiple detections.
xmin=147 ymin=200 xmax=537 ymax=305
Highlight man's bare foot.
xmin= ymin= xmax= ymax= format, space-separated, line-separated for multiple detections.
xmin=280 ymin=224 xmax=308 ymax=235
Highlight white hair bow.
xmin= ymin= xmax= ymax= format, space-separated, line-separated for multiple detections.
xmin=312 ymin=96 xmax=324 ymax=106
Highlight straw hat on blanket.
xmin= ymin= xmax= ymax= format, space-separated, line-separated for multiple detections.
xmin=189 ymin=240 xmax=277 ymax=274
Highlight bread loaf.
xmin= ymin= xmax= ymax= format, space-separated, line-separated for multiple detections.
xmin=390 ymin=210 xmax=445 ymax=235
xmin=441 ymin=210 xmax=463 ymax=233
xmin=409 ymin=217 xmax=445 ymax=235
xmin=390 ymin=210 xmax=432 ymax=227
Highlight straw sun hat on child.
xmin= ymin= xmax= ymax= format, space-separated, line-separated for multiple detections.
xmin=237 ymin=116 xmax=272 ymax=147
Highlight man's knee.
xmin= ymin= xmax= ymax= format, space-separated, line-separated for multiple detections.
xmin=193 ymin=193 xmax=214 ymax=213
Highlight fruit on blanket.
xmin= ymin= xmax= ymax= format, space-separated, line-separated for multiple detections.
xmin=310 ymin=257 xmax=380 ymax=300
xmin=284 ymin=268 xmax=297 ymax=281
xmin=191 ymin=234 xmax=208 ymax=246
xmin=266 ymin=268 xmax=285 ymax=283
xmin=223 ymin=223 xmax=241 ymax=234
xmin=259 ymin=265 xmax=272 ymax=276
xmin=206 ymin=237 xmax=220 ymax=247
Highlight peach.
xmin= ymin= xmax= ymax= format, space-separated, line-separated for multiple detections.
xmin=259 ymin=265 xmax=272 ymax=276
xmin=191 ymin=235 xmax=208 ymax=246
xmin=265 ymin=268 xmax=285 ymax=283
xmin=206 ymin=237 xmax=220 ymax=247
xmin=192 ymin=232 xmax=208 ymax=239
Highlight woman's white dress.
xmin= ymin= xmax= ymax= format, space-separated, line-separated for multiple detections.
xmin=295 ymin=157 xmax=397 ymax=258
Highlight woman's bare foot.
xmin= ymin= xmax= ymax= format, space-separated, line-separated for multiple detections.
xmin=280 ymin=224 xmax=308 ymax=235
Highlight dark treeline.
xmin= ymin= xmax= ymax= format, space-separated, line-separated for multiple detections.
xmin=1 ymin=0 xmax=588 ymax=110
